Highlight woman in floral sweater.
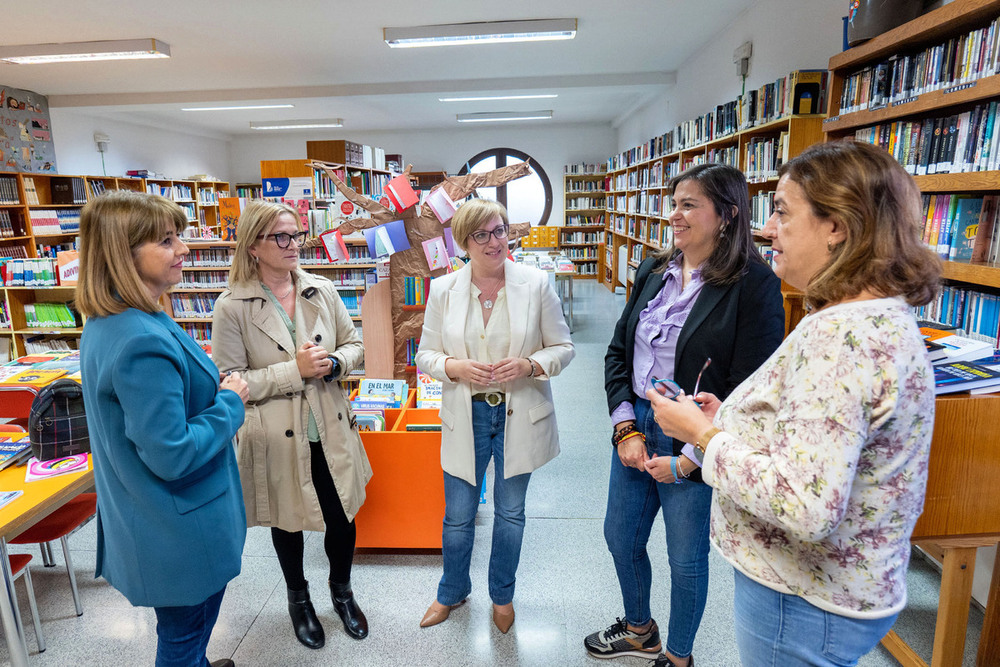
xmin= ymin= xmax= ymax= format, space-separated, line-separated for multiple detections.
xmin=647 ymin=140 xmax=941 ymax=667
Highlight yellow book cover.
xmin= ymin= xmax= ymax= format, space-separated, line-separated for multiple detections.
xmin=1 ymin=368 xmax=66 ymax=386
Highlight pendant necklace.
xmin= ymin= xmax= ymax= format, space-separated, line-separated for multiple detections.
xmin=475 ymin=273 xmax=505 ymax=310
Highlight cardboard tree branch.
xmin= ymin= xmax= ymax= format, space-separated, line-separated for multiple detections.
xmin=308 ymin=159 xmax=533 ymax=379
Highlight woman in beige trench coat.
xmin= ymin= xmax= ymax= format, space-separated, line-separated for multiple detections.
xmin=212 ymin=201 xmax=372 ymax=649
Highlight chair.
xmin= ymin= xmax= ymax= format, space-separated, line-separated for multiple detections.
xmin=9 ymin=493 xmax=96 ymax=617
xmin=7 ymin=553 xmax=45 ymax=653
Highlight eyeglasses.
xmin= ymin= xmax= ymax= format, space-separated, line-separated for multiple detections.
xmin=258 ymin=231 xmax=308 ymax=248
xmin=650 ymin=358 xmax=712 ymax=401
xmin=468 ymin=225 xmax=509 ymax=245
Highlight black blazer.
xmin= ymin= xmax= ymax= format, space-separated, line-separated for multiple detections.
xmin=604 ymin=256 xmax=785 ymax=481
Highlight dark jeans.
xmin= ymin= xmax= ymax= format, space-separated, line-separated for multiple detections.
xmin=153 ymin=586 xmax=226 ymax=667
xmin=271 ymin=440 xmax=357 ymax=589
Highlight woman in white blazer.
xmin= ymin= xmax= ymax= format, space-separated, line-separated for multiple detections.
xmin=415 ymin=199 xmax=574 ymax=633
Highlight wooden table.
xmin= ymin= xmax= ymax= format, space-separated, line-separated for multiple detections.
xmin=881 ymin=394 xmax=1000 ymax=667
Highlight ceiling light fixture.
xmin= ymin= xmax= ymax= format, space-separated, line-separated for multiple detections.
xmin=249 ymin=119 xmax=344 ymax=130
xmin=457 ymin=111 xmax=553 ymax=123
xmin=183 ymin=104 xmax=295 ymax=112
xmin=440 ymin=94 xmax=558 ymax=102
xmin=384 ymin=19 xmax=576 ymax=48
xmin=0 ymin=39 xmax=170 ymax=64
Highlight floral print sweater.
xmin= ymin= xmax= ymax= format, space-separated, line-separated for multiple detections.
xmin=702 ymin=297 xmax=935 ymax=619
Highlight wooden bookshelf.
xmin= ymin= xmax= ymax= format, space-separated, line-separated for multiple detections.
xmin=562 ymin=169 xmax=607 ymax=279
xmin=825 ymin=3 xmax=1000 ymax=665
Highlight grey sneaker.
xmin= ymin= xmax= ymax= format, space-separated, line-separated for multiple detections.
xmin=584 ymin=617 xmax=661 ymax=659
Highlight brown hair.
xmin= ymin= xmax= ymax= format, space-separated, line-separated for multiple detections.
xmin=779 ymin=140 xmax=941 ymax=309
xmin=230 ymin=200 xmax=301 ymax=285
xmin=655 ymin=162 xmax=766 ymax=286
xmin=450 ymin=198 xmax=509 ymax=251
xmin=76 ymin=190 xmax=188 ymax=317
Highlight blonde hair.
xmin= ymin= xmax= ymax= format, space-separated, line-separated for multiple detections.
xmin=450 ymin=198 xmax=509 ymax=251
xmin=76 ymin=190 xmax=187 ymax=317
xmin=779 ymin=140 xmax=941 ymax=309
xmin=230 ymin=200 xmax=301 ymax=285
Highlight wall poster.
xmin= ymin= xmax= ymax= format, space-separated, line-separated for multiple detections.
xmin=0 ymin=85 xmax=57 ymax=173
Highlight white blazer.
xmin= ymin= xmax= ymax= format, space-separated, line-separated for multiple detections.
xmin=415 ymin=260 xmax=575 ymax=484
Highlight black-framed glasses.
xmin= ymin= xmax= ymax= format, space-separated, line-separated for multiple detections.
xmin=469 ymin=225 xmax=509 ymax=245
xmin=258 ymin=231 xmax=308 ymax=248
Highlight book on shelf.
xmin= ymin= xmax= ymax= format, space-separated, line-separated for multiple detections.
xmin=416 ymin=371 xmax=442 ymax=409
xmin=357 ymin=378 xmax=408 ymax=407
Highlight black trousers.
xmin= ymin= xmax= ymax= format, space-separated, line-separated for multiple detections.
xmin=271 ymin=440 xmax=357 ymax=590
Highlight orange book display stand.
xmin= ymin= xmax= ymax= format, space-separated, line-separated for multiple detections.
xmin=352 ymin=389 xmax=445 ymax=550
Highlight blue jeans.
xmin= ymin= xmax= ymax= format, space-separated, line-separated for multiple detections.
xmin=437 ymin=400 xmax=531 ymax=607
xmin=153 ymin=586 xmax=226 ymax=667
xmin=604 ymin=398 xmax=713 ymax=659
xmin=733 ymin=570 xmax=899 ymax=666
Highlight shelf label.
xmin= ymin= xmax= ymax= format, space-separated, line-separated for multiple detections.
xmin=823 ymin=116 xmax=840 ymax=124
xmin=892 ymin=96 xmax=918 ymax=107
xmin=868 ymin=103 xmax=888 ymax=111
xmin=943 ymin=81 xmax=977 ymax=95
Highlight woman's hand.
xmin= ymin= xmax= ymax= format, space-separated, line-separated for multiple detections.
xmin=296 ymin=342 xmax=331 ymax=379
xmin=616 ymin=430 xmax=649 ymax=471
xmin=694 ymin=391 xmax=723 ymax=422
xmin=645 ymin=388 xmax=713 ymax=444
xmin=220 ymin=371 xmax=249 ymax=404
xmin=444 ymin=358 xmax=494 ymax=385
xmin=644 ymin=454 xmax=696 ymax=483
xmin=492 ymin=357 xmax=532 ymax=383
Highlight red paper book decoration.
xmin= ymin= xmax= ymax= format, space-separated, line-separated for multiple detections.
xmin=384 ymin=174 xmax=419 ymax=212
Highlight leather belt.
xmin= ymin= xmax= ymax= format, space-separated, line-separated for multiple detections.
xmin=472 ymin=392 xmax=504 ymax=407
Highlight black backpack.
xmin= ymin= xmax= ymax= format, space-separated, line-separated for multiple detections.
xmin=28 ymin=379 xmax=91 ymax=461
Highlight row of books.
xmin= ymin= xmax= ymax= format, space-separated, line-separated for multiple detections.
xmin=177 ymin=270 xmax=230 ymax=289
xmin=919 ymin=194 xmax=1000 ymax=263
xmin=0 ymin=210 xmax=19 ymax=238
xmin=839 ymin=18 xmax=1000 ymax=114
xmin=0 ymin=176 xmax=19 ymax=204
xmin=28 ymin=208 xmax=81 ymax=235
xmin=50 ymin=177 xmax=87 ymax=205
xmin=169 ymin=293 xmax=216 ymax=319
xmin=198 ymin=189 xmax=220 ymax=205
xmin=916 ymin=287 xmax=1000 ymax=345
xmin=1 ymin=258 xmax=59 ymax=287
xmin=405 ymin=337 xmax=419 ymax=367
xmin=561 ymin=230 xmax=605 ymax=244
xmin=338 ymin=292 xmax=361 ymax=318
xmin=23 ymin=302 xmax=77 ymax=328
xmin=146 ymin=183 xmax=194 ymax=201
xmin=300 ymin=244 xmax=372 ymax=264
xmin=750 ymin=190 xmax=776 ymax=231
xmin=178 ymin=322 xmax=212 ymax=350
xmin=566 ymin=180 xmax=606 ymax=193
xmin=88 ymin=180 xmax=107 ymax=198
xmin=744 ymin=134 xmax=790 ymax=183
xmin=0 ymin=244 xmax=28 ymax=259
xmin=624 ymin=191 xmax=664 ymax=217
xmin=36 ymin=242 xmax=77 ymax=259
xmin=403 ymin=276 xmax=432 ymax=306
xmin=0 ymin=350 xmax=80 ymax=387
xmin=706 ymin=145 xmax=739 ymax=169
xmin=855 ymin=102 xmax=1000 ymax=176
xmin=21 ymin=177 xmax=39 ymax=205
xmin=326 ymin=268 xmax=376 ymax=287
xmin=0 ymin=300 xmax=9 ymax=328
xmin=564 ymin=248 xmax=598 ymax=260
xmin=564 ymin=163 xmax=606 ymax=175
xmin=21 ymin=336 xmax=78 ymax=354
xmin=183 ymin=248 xmax=233 ymax=268
xmin=566 ymin=196 xmax=605 ymax=210
xmin=565 ymin=214 xmax=605 ymax=227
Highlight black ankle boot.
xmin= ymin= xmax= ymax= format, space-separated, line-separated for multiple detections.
xmin=287 ymin=585 xmax=325 ymax=649
xmin=330 ymin=580 xmax=368 ymax=639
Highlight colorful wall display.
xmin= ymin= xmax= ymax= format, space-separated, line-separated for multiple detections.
xmin=0 ymin=85 xmax=57 ymax=173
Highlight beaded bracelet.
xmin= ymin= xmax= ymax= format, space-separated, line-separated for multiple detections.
xmin=611 ymin=423 xmax=644 ymax=448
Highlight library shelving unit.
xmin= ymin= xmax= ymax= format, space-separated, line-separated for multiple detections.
xmin=602 ymin=113 xmax=824 ymax=330
xmin=823 ymin=2 xmax=1000 ymax=665
xmin=195 ymin=180 xmax=231 ymax=232
xmin=562 ymin=167 xmax=608 ymax=279
xmin=306 ymin=140 xmax=391 ymax=203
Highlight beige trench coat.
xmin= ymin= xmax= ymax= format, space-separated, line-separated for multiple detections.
xmin=211 ymin=269 xmax=371 ymax=530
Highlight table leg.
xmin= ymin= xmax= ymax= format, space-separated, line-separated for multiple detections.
xmin=932 ymin=546 xmax=977 ymax=667
xmin=977 ymin=546 xmax=1000 ymax=665
xmin=568 ymin=275 xmax=574 ymax=331
xmin=0 ymin=538 xmax=30 ymax=667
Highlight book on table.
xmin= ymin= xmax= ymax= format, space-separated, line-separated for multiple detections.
xmin=934 ymin=359 xmax=1000 ymax=395
xmin=0 ymin=435 xmax=31 ymax=471
xmin=920 ymin=327 xmax=994 ymax=365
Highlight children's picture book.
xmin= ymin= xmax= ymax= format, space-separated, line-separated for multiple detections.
xmin=2 ymin=367 xmax=66 ymax=386
xmin=422 ymin=236 xmax=450 ymax=271
xmin=363 ymin=219 xmax=410 ymax=259
xmin=934 ymin=360 xmax=1000 ymax=394
xmin=0 ymin=434 xmax=31 ymax=471
xmin=425 ymin=187 xmax=457 ymax=223
xmin=358 ymin=378 xmax=408 ymax=407
xmin=416 ymin=370 xmax=443 ymax=409
xmin=354 ymin=412 xmax=387 ymax=432
xmin=320 ymin=228 xmax=350 ymax=262
xmin=24 ymin=453 xmax=89 ymax=482
xmin=0 ymin=490 xmax=23 ymax=510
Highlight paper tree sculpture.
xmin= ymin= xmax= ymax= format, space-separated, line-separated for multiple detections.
xmin=307 ymin=160 xmax=532 ymax=380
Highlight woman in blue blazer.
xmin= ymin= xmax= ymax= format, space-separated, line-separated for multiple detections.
xmin=77 ymin=190 xmax=248 ymax=667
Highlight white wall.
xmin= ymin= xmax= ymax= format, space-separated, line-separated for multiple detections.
xmin=616 ymin=0 xmax=846 ymax=151
xmin=49 ymin=109 xmax=231 ymax=182
xmin=228 ymin=123 xmax=616 ymax=224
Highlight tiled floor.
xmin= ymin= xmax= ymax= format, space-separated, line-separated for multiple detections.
xmin=0 ymin=280 xmax=985 ymax=665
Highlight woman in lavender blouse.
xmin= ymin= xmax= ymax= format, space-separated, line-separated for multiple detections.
xmin=585 ymin=163 xmax=785 ymax=667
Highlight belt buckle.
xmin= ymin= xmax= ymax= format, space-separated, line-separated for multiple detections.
xmin=485 ymin=392 xmax=503 ymax=407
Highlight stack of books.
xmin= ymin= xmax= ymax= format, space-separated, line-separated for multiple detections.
xmin=923 ymin=326 xmax=1000 ymax=395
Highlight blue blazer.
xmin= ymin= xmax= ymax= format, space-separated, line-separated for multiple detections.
xmin=80 ymin=309 xmax=246 ymax=608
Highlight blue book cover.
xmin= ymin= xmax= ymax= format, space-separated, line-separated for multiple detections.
xmin=949 ymin=197 xmax=984 ymax=262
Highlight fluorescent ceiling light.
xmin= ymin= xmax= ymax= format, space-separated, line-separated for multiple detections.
xmin=183 ymin=104 xmax=295 ymax=112
xmin=457 ymin=111 xmax=553 ymax=123
xmin=0 ymin=39 xmax=170 ymax=64
xmin=384 ymin=19 xmax=576 ymax=48
xmin=440 ymin=94 xmax=558 ymax=102
xmin=250 ymin=119 xmax=344 ymax=130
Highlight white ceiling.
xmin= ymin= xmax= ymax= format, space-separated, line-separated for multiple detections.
xmin=2 ymin=0 xmax=755 ymax=138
